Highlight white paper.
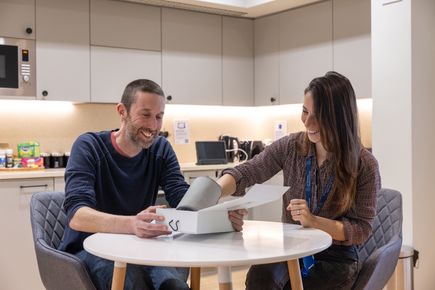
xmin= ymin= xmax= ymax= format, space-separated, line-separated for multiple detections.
xmin=173 ymin=120 xmax=189 ymax=144
xmin=274 ymin=120 xmax=287 ymax=140
xmin=203 ymin=183 xmax=289 ymax=212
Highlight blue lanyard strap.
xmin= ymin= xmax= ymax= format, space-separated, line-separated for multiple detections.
xmin=305 ymin=156 xmax=334 ymax=215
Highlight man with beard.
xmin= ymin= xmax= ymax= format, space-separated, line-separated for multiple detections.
xmin=58 ymin=79 xmax=245 ymax=290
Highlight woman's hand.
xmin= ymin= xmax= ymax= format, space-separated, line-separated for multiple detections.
xmin=287 ymin=199 xmax=316 ymax=228
xmin=228 ymin=209 xmax=248 ymax=232
xmin=131 ymin=205 xmax=172 ymax=238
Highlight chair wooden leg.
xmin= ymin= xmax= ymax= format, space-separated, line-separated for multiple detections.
xmin=287 ymin=259 xmax=303 ymax=290
xmin=190 ymin=267 xmax=201 ymax=290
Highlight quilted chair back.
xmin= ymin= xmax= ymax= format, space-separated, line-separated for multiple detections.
xmin=352 ymin=188 xmax=403 ymax=290
xmin=30 ymin=191 xmax=96 ymax=290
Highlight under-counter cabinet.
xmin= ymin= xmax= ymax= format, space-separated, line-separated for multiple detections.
xmin=333 ymin=0 xmax=371 ymax=98
xmin=254 ymin=14 xmax=280 ymax=106
xmin=162 ymin=8 xmax=222 ymax=105
xmin=0 ymin=0 xmax=35 ymax=39
xmin=279 ymin=1 xmax=333 ymax=104
xmin=35 ymin=0 xmax=90 ymax=102
xmin=0 ymin=178 xmax=52 ymax=290
xmin=222 ymin=17 xmax=254 ymax=106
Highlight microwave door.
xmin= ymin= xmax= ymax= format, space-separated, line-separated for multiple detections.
xmin=0 ymin=44 xmax=19 ymax=89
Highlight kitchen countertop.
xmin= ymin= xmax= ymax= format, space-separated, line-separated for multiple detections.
xmin=0 ymin=162 xmax=241 ymax=180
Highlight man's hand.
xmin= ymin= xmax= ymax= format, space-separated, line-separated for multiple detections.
xmin=228 ymin=209 xmax=248 ymax=232
xmin=131 ymin=205 xmax=172 ymax=238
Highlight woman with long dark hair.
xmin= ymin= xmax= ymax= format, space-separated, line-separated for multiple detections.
xmin=218 ymin=71 xmax=381 ymax=289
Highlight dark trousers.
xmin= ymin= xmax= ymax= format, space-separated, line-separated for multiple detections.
xmin=246 ymin=245 xmax=359 ymax=290
xmin=76 ymin=250 xmax=190 ymax=290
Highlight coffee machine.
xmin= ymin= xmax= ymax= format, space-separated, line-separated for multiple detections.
xmin=218 ymin=135 xmax=240 ymax=162
xmin=238 ymin=140 xmax=264 ymax=161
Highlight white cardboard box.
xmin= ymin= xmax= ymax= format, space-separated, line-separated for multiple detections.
xmin=156 ymin=183 xmax=289 ymax=234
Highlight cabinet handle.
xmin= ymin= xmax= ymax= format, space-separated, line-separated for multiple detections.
xmin=26 ymin=27 xmax=33 ymax=34
xmin=20 ymin=184 xmax=48 ymax=189
xmin=270 ymin=97 xmax=276 ymax=103
xmin=166 ymin=95 xmax=172 ymax=102
xmin=42 ymin=90 xmax=48 ymax=97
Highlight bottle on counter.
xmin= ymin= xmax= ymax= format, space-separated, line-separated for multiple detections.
xmin=41 ymin=152 xmax=51 ymax=169
xmin=63 ymin=152 xmax=70 ymax=167
xmin=5 ymin=149 xmax=14 ymax=168
xmin=0 ymin=150 xmax=6 ymax=168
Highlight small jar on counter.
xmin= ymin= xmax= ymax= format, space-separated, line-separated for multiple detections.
xmin=50 ymin=152 xmax=64 ymax=168
xmin=5 ymin=149 xmax=14 ymax=168
xmin=41 ymin=152 xmax=51 ymax=169
xmin=0 ymin=150 xmax=6 ymax=168
xmin=63 ymin=152 xmax=70 ymax=167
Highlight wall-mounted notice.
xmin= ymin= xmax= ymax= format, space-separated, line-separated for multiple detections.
xmin=274 ymin=120 xmax=287 ymax=140
xmin=174 ymin=120 xmax=189 ymax=144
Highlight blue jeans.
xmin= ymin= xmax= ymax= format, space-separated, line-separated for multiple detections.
xmin=76 ymin=250 xmax=190 ymax=290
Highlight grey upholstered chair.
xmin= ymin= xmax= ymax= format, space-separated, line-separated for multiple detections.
xmin=352 ymin=188 xmax=403 ymax=290
xmin=30 ymin=191 xmax=96 ymax=290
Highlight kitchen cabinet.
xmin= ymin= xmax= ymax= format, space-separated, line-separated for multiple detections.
xmin=162 ymin=8 xmax=222 ymax=105
xmin=0 ymin=177 xmax=53 ymax=290
xmin=35 ymin=0 xmax=90 ymax=102
xmin=0 ymin=0 xmax=35 ymax=39
xmin=54 ymin=176 xmax=65 ymax=192
xmin=90 ymin=46 xmax=161 ymax=103
xmin=333 ymin=0 xmax=371 ymax=98
xmin=90 ymin=0 xmax=161 ymax=51
xmin=279 ymin=1 xmax=333 ymax=104
xmin=222 ymin=17 xmax=254 ymax=106
xmin=254 ymin=14 xmax=280 ymax=106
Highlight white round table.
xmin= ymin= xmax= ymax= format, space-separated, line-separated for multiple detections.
xmin=84 ymin=220 xmax=332 ymax=290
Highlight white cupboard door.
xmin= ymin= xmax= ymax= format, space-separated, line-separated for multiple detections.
xmin=0 ymin=178 xmax=54 ymax=290
xmin=90 ymin=0 xmax=161 ymax=51
xmin=333 ymin=0 xmax=371 ymax=98
xmin=162 ymin=8 xmax=222 ymax=105
xmin=254 ymin=14 xmax=280 ymax=106
xmin=91 ymin=46 xmax=161 ymax=103
xmin=279 ymin=1 xmax=333 ymax=104
xmin=36 ymin=0 xmax=90 ymax=102
xmin=223 ymin=17 xmax=254 ymax=106
xmin=0 ymin=0 xmax=35 ymax=39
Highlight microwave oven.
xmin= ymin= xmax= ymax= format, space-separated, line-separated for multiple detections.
xmin=0 ymin=37 xmax=36 ymax=97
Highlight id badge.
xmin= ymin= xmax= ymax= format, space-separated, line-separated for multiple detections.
xmin=301 ymin=255 xmax=316 ymax=278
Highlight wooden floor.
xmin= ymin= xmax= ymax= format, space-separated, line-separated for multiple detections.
xmin=191 ymin=266 xmax=249 ymax=290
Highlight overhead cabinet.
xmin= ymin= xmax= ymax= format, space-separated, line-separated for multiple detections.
xmin=0 ymin=0 xmax=35 ymax=39
xmin=333 ymin=0 xmax=371 ymax=98
xmin=254 ymin=14 xmax=280 ymax=106
xmin=222 ymin=17 xmax=254 ymax=106
xmin=162 ymin=8 xmax=222 ymax=105
xmin=90 ymin=0 xmax=161 ymax=51
xmin=91 ymin=46 xmax=161 ymax=103
xmin=36 ymin=0 xmax=90 ymax=102
xmin=279 ymin=0 xmax=333 ymax=104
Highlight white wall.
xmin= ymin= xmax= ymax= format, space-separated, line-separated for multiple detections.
xmin=372 ymin=0 xmax=435 ymax=288
xmin=411 ymin=0 xmax=435 ymax=289
xmin=372 ymin=0 xmax=412 ymax=244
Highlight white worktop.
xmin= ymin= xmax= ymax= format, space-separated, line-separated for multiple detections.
xmin=0 ymin=162 xmax=240 ymax=180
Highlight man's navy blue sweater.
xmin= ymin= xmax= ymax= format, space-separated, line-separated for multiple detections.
xmin=59 ymin=130 xmax=189 ymax=253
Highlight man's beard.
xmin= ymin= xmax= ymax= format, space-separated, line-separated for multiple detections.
xmin=125 ymin=116 xmax=157 ymax=149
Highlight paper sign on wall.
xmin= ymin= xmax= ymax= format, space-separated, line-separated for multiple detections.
xmin=274 ymin=120 xmax=287 ymax=140
xmin=174 ymin=120 xmax=189 ymax=144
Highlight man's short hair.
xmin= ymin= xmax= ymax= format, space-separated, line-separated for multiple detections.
xmin=121 ymin=79 xmax=165 ymax=112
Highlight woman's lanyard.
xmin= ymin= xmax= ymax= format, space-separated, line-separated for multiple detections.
xmin=305 ymin=156 xmax=334 ymax=215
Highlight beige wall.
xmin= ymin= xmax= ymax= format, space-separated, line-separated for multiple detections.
xmin=0 ymin=100 xmax=372 ymax=163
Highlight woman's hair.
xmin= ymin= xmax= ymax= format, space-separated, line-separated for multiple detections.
xmin=302 ymin=71 xmax=361 ymax=216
